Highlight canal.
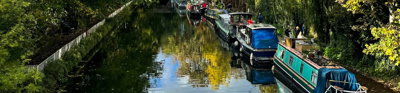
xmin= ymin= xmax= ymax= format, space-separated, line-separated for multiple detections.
xmin=65 ymin=7 xmax=395 ymax=93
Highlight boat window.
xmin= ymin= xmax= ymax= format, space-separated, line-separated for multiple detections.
xmin=289 ymin=56 xmax=294 ymax=66
xmin=311 ymin=71 xmax=318 ymax=84
xmin=280 ymin=50 xmax=284 ymax=59
xmin=300 ymin=63 xmax=304 ymax=73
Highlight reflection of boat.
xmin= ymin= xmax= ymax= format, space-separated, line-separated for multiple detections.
xmin=237 ymin=24 xmax=278 ymax=66
xmin=273 ymin=38 xmax=368 ymax=93
xmin=275 ymin=77 xmax=294 ymax=93
xmin=243 ymin=62 xmax=276 ymax=85
xmin=172 ymin=0 xmax=187 ymax=17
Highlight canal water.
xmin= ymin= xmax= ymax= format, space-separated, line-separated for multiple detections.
xmin=66 ymin=7 xmax=395 ymax=93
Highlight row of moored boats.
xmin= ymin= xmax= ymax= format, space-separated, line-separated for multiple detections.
xmin=171 ymin=0 xmax=368 ymax=93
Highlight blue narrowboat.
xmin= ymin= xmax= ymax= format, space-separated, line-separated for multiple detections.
xmin=273 ymin=38 xmax=368 ymax=93
xmin=236 ymin=24 xmax=279 ymax=66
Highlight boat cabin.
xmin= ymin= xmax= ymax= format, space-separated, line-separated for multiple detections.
xmin=215 ymin=14 xmax=234 ymax=42
xmin=237 ymin=24 xmax=278 ymax=49
xmin=229 ymin=12 xmax=253 ymax=25
xmin=204 ymin=9 xmax=228 ymax=20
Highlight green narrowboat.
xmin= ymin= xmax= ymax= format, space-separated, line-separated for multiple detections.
xmin=215 ymin=14 xmax=233 ymax=42
xmin=273 ymin=38 xmax=368 ymax=93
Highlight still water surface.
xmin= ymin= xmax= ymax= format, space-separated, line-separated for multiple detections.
xmin=66 ymin=7 xmax=393 ymax=93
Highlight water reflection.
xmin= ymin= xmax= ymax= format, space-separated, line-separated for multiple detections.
xmin=67 ymin=9 xmax=181 ymax=92
xmin=69 ymin=7 xmax=297 ymax=93
xmin=242 ymin=62 xmax=275 ymax=85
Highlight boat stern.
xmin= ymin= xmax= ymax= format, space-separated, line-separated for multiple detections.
xmin=249 ymin=50 xmax=276 ymax=66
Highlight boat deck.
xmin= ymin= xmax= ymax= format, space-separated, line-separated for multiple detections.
xmin=281 ymin=38 xmax=341 ymax=68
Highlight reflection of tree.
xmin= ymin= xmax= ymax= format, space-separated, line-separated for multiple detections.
xmin=161 ymin=21 xmax=233 ymax=90
xmin=230 ymin=67 xmax=246 ymax=79
xmin=259 ymin=85 xmax=278 ymax=93
xmin=72 ymin=9 xmax=182 ymax=92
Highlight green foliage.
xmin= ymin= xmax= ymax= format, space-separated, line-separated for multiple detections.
xmin=0 ymin=0 xmax=142 ymax=92
xmin=364 ymin=27 xmax=400 ymax=66
xmin=0 ymin=0 xmax=42 ymax=92
xmin=42 ymin=23 xmax=110 ymax=92
xmin=41 ymin=3 xmax=140 ymax=91
xmin=339 ymin=0 xmax=400 ymax=68
xmin=0 ymin=66 xmax=43 ymax=92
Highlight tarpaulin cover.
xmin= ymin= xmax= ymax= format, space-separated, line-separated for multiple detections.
xmin=251 ymin=29 xmax=278 ymax=49
xmin=314 ymin=68 xmax=359 ymax=93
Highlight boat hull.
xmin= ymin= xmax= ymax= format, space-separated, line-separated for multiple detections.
xmin=273 ymin=57 xmax=315 ymax=92
xmin=236 ymin=37 xmax=276 ymax=67
xmin=273 ymin=65 xmax=309 ymax=93
xmin=215 ymin=22 xmax=234 ymax=43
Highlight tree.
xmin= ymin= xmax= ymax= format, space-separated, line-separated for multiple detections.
xmin=340 ymin=0 xmax=400 ymax=67
xmin=0 ymin=0 xmax=42 ymax=92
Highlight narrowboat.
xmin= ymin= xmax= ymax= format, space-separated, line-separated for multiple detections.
xmin=214 ymin=14 xmax=233 ymax=42
xmin=203 ymin=9 xmax=228 ymax=21
xmin=203 ymin=9 xmax=228 ymax=30
xmin=229 ymin=12 xmax=253 ymax=37
xmin=236 ymin=24 xmax=278 ymax=66
xmin=186 ymin=11 xmax=201 ymax=26
xmin=172 ymin=0 xmax=187 ymax=17
xmin=273 ymin=38 xmax=368 ymax=93
xmin=243 ymin=62 xmax=276 ymax=85
xmin=186 ymin=0 xmax=206 ymax=14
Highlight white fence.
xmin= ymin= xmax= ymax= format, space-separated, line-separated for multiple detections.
xmin=28 ymin=1 xmax=132 ymax=71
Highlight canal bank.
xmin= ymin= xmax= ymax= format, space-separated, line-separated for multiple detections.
xmin=29 ymin=1 xmax=134 ymax=71
xmin=38 ymin=1 xmax=163 ymax=92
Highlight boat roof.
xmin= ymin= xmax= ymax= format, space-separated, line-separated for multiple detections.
xmin=229 ymin=12 xmax=252 ymax=15
xmin=218 ymin=14 xmax=230 ymax=19
xmin=218 ymin=14 xmax=231 ymax=23
xmin=246 ymin=24 xmax=276 ymax=30
xmin=208 ymin=9 xmax=229 ymax=14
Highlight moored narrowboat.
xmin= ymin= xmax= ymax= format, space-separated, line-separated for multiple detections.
xmin=229 ymin=12 xmax=253 ymax=38
xmin=186 ymin=0 xmax=206 ymax=14
xmin=203 ymin=9 xmax=228 ymax=22
xmin=273 ymin=38 xmax=368 ymax=93
xmin=203 ymin=9 xmax=228 ymax=29
xmin=172 ymin=0 xmax=187 ymax=17
xmin=236 ymin=24 xmax=279 ymax=66
xmin=214 ymin=14 xmax=233 ymax=42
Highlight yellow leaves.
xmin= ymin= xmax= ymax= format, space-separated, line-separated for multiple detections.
xmin=203 ymin=46 xmax=231 ymax=90
xmin=340 ymin=0 xmax=362 ymax=13
xmin=364 ymin=26 xmax=400 ymax=66
xmin=162 ymin=24 xmax=233 ymax=90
